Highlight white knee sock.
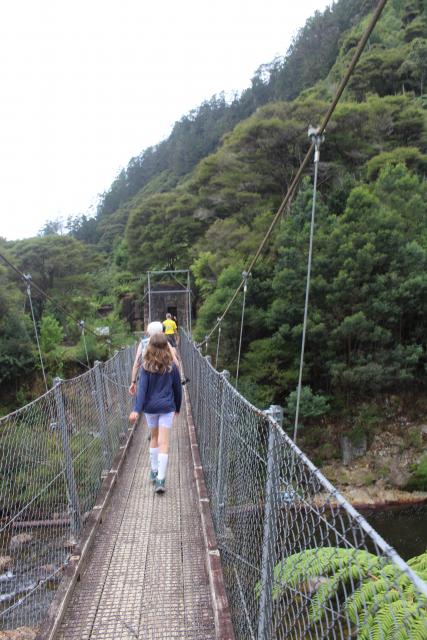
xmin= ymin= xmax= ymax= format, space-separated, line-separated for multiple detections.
xmin=157 ymin=453 xmax=169 ymax=481
xmin=149 ymin=447 xmax=159 ymax=472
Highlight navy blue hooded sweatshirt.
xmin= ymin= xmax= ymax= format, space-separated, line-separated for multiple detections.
xmin=134 ymin=364 xmax=182 ymax=415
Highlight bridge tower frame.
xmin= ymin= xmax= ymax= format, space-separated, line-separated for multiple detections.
xmin=145 ymin=269 xmax=192 ymax=335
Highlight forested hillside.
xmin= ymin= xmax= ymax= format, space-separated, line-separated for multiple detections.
xmin=1 ymin=0 xmax=427 ymax=489
xmin=66 ymin=0 xmax=377 ymax=251
xmin=123 ymin=0 xmax=427 ymax=411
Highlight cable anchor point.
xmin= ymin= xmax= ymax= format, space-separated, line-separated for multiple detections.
xmin=308 ymin=125 xmax=324 ymax=163
xmin=23 ymin=272 xmax=32 ymax=294
xmin=242 ymin=270 xmax=250 ymax=293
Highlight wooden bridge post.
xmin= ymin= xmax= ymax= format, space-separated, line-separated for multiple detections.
xmin=257 ymin=405 xmax=283 ymax=640
xmin=216 ymin=369 xmax=230 ymax=538
xmin=53 ymin=377 xmax=82 ymax=541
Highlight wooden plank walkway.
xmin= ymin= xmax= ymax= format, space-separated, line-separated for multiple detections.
xmin=56 ymin=405 xmax=217 ymax=640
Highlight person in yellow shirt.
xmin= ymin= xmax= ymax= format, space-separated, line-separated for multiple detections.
xmin=163 ymin=313 xmax=178 ymax=348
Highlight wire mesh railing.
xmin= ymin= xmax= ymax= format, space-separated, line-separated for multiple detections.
xmin=0 ymin=345 xmax=136 ymax=632
xmin=180 ymin=331 xmax=427 ymax=640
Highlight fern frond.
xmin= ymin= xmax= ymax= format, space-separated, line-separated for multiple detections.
xmin=260 ymin=546 xmax=427 ymax=637
xmin=409 ymin=616 xmax=427 ymax=640
xmin=270 ymin=547 xmax=378 ymax=599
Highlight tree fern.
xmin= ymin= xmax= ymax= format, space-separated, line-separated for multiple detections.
xmin=362 ymin=600 xmax=427 ymax=640
xmin=259 ymin=546 xmax=427 ymax=638
xmin=408 ymin=552 xmax=427 ymax=579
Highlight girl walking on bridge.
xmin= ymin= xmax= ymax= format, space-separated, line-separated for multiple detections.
xmin=128 ymin=321 xmax=179 ymax=396
xmin=129 ymin=332 xmax=182 ymax=493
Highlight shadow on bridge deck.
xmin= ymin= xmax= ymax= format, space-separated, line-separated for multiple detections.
xmin=56 ymin=406 xmax=217 ymax=640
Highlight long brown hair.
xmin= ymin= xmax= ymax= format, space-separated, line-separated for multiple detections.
xmin=143 ymin=333 xmax=173 ymax=374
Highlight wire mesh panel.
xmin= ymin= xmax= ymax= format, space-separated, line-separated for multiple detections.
xmin=180 ymin=331 xmax=427 ymax=640
xmin=0 ymin=345 xmax=136 ymax=632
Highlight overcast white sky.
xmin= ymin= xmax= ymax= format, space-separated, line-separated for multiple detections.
xmin=0 ymin=0 xmax=330 ymax=241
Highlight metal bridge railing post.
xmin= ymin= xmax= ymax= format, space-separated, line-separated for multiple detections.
xmin=124 ymin=346 xmax=132 ymax=375
xmin=93 ymin=360 xmax=111 ymax=468
xmin=194 ymin=346 xmax=203 ymax=433
xmin=114 ymin=350 xmax=128 ymax=429
xmin=53 ymin=377 xmax=82 ymax=540
xmin=200 ymin=355 xmax=211 ymax=463
xmin=216 ymin=369 xmax=230 ymax=538
xmin=257 ymin=405 xmax=283 ymax=640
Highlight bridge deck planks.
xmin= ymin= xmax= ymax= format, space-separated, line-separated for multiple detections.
xmin=57 ymin=407 xmax=216 ymax=640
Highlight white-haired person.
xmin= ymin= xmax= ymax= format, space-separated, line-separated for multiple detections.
xmin=129 ymin=332 xmax=182 ymax=493
xmin=129 ymin=321 xmax=178 ymax=396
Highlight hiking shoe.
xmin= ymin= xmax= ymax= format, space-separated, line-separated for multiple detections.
xmin=150 ymin=470 xmax=158 ymax=483
xmin=155 ymin=478 xmax=166 ymax=494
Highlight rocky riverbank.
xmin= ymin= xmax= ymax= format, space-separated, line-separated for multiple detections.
xmin=330 ymin=483 xmax=427 ymax=510
xmin=319 ymin=423 xmax=427 ymax=509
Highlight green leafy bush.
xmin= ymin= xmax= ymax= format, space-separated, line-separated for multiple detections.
xmin=256 ymin=547 xmax=427 ymax=638
xmin=285 ymin=386 xmax=330 ymax=428
xmin=406 ymin=456 xmax=427 ymax=491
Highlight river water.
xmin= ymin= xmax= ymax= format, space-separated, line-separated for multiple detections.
xmin=363 ymin=504 xmax=427 ymax=561
xmin=0 ymin=528 xmax=67 ymax=629
xmin=0 ymin=504 xmax=425 ymax=630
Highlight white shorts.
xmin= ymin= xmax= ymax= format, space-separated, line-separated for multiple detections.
xmin=144 ymin=412 xmax=175 ymax=429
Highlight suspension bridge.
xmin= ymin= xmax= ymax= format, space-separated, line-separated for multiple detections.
xmin=0 ymin=332 xmax=426 ymax=640
xmin=1 ymin=0 xmax=427 ymax=636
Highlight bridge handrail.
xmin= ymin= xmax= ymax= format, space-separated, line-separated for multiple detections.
xmin=180 ymin=331 xmax=427 ymax=640
xmin=0 ymin=345 xmax=136 ymax=631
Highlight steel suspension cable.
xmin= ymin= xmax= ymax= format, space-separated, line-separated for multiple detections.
xmin=293 ymin=133 xmax=322 ymax=444
xmin=200 ymin=0 xmax=388 ymax=346
xmin=215 ymin=320 xmax=222 ymax=369
xmin=25 ymin=275 xmax=48 ymax=392
xmin=235 ymin=272 xmax=249 ymax=389
xmin=0 ymin=251 xmax=117 ymax=345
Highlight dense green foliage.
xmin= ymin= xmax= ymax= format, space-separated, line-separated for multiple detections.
xmin=2 ymin=0 xmax=427 ymax=430
xmin=0 ymin=235 xmax=133 ymax=412
xmin=258 ymin=547 xmax=427 ymax=638
xmin=407 ymin=455 xmax=427 ymax=490
xmin=0 ymin=262 xmax=34 ymax=390
xmin=0 ymin=417 xmax=104 ymax=513
xmin=61 ymin=0 xmax=376 ymax=251
xmin=267 ymin=164 xmax=427 ymax=398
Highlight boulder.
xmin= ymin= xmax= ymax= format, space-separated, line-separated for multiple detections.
xmin=0 ymin=556 xmax=12 ymax=572
xmin=341 ymin=433 xmax=367 ymax=466
xmin=9 ymin=533 xmax=33 ymax=550
xmin=38 ymin=563 xmax=56 ymax=579
xmin=388 ymin=468 xmax=411 ymax=489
